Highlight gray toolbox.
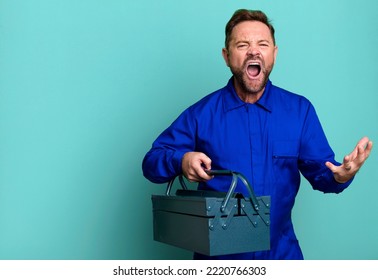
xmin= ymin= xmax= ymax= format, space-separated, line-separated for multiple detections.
xmin=151 ymin=170 xmax=270 ymax=256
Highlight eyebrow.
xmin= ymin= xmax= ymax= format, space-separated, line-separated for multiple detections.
xmin=234 ymin=39 xmax=272 ymax=45
xmin=258 ymin=39 xmax=271 ymax=44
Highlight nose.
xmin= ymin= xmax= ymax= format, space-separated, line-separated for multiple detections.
xmin=247 ymin=44 xmax=260 ymax=56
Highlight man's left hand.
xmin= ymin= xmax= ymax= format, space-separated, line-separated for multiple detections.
xmin=325 ymin=136 xmax=373 ymax=183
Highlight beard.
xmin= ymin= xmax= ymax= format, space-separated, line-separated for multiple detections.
xmin=230 ymin=56 xmax=274 ymax=95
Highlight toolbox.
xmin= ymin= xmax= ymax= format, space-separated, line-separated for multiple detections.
xmin=151 ymin=170 xmax=270 ymax=256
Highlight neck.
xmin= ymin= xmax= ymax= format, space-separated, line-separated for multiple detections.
xmin=237 ymin=91 xmax=263 ymax=104
xmin=233 ymin=80 xmax=264 ymax=104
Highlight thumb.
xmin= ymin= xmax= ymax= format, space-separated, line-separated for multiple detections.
xmin=325 ymin=161 xmax=337 ymax=173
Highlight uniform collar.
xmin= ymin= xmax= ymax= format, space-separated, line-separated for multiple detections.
xmin=223 ymin=77 xmax=273 ymax=113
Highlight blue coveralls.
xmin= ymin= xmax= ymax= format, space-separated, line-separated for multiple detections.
xmin=142 ymin=78 xmax=352 ymax=259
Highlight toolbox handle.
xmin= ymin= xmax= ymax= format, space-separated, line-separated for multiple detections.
xmin=206 ymin=170 xmax=261 ymax=213
xmin=165 ymin=175 xmax=188 ymax=196
xmin=166 ymin=170 xmax=260 ymax=213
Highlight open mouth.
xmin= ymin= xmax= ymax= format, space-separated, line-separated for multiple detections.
xmin=247 ymin=62 xmax=261 ymax=78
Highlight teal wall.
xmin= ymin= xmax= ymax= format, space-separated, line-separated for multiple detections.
xmin=0 ymin=0 xmax=377 ymax=260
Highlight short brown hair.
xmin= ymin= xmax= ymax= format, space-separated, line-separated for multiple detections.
xmin=225 ymin=9 xmax=276 ymax=48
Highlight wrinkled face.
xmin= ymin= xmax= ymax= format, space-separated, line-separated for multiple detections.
xmin=222 ymin=21 xmax=278 ymax=101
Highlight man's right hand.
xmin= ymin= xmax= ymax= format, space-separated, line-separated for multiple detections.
xmin=182 ymin=152 xmax=213 ymax=182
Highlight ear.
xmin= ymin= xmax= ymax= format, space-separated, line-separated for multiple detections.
xmin=273 ymin=45 xmax=278 ymax=64
xmin=222 ymin=48 xmax=230 ymax=67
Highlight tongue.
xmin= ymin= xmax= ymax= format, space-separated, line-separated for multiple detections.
xmin=247 ymin=65 xmax=260 ymax=77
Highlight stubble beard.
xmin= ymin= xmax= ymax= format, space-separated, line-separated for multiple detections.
xmin=231 ymin=58 xmax=273 ymax=96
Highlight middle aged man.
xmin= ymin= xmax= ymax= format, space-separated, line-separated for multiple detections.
xmin=142 ymin=9 xmax=373 ymax=260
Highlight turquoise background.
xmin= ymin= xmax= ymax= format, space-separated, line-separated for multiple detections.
xmin=0 ymin=0 xmax=377 ymax=260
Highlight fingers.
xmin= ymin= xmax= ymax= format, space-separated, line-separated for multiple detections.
xmin=354 ymin=137 xmax=373 ymax=166
xmin=182 ymin=152 xmax=213 ymax=182
xmin=346 ymin=137 xmax=370 ymax=160
xmin=357 ymin=136 xmax=370 ymax=147
xmin=325 ymin=160 xmax=353 ymax=184
xmin=326 ymin=136 xmax=373 ymax=184
xmin=363 ymin=139 xmax=373 ymax=159
xmin=342 ymin=155 xmax=352 ymax=171
xmin=356 ymin=137 xmax=373 ymax=155
xmin=200 ymin=154 xmax=212 ymax=171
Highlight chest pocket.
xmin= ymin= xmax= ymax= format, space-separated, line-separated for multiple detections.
xmin=272 ymin=141 xmax=300 ymax=184
xmin=273 ymin=141 xmax=299 ymax=159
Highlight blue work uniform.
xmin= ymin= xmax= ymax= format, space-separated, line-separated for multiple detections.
xmin=142 ymin=78 xmax=353 ymax=259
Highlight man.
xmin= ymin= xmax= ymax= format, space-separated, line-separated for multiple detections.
xmin=142 ymin=9 xmax=372 ymax=259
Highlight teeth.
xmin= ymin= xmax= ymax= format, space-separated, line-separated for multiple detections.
xmin=248 ymin=62 xmax=260 ymax=66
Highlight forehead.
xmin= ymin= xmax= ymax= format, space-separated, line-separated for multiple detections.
xmin=230 ymin=21 xmax=273 ymax=42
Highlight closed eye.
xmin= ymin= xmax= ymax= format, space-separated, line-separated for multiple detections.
xmin=237 ymin=44 xmax=249 ymax=49
xmin=259 ymin=40 xmax=271 ymax=47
